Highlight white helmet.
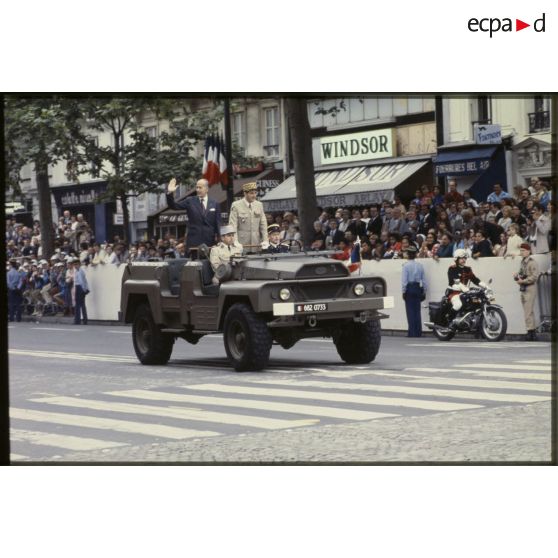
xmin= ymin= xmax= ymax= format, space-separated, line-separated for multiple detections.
xmin=454 ymin=249 xmax=468 ymax=260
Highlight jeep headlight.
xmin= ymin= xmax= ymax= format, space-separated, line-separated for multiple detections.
xmin=279 ymin=288 xmax=291 ymax=301
xmin=353 ymin=283 xmax=365 ymax=296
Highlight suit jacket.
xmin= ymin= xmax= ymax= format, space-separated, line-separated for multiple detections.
xmin=366 ymin=216 xmax=383 ymax=236
xmin=166 ymin=193 xmax=220 ymax=248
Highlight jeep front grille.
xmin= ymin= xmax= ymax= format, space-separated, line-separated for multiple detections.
xmin=293 ymin=283 xmax=347 ymax=300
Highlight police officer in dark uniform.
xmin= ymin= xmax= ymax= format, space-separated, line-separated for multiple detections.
xmin=447 ymin=249 xmax=487 ymax=327
xmin=264 ymin=224 xmax=289 ymax=254
xmin=7 ymin=259 xmax=24 ymax=322
xmin=401 ymin=245 xmax=427 ymax=337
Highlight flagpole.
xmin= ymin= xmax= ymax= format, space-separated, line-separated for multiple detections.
xmin=223 ymin=98 xmax=234 ymax=213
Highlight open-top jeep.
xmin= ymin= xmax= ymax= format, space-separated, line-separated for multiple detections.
xmin=120 ymin=249 xmax=394 ymax=371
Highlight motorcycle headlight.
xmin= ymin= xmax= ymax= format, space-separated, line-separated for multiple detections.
xmin=353 ymin=283 xmax=365 ymax=296
xmin=279 ymin=288 xmax=291 ymax=301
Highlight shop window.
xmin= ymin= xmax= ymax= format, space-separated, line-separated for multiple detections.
xmin=145 ymin=126 xmax=158 ymax=139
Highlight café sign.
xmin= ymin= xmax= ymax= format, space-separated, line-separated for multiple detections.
xmin=319 ymin=129 xmax=396 ymax=165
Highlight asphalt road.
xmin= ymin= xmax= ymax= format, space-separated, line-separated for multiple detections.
xmin=8 ymin=322 xmax=554 ymax=463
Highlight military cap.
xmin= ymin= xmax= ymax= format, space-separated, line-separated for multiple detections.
xmin=220 ymin=225 xmax=236 ymax=236
xmin=267 ymin=224 xmax=281 ymax=234
xmin=242 ymin=182 xmax=257 ymax=193
xmin=404 ymin=244 xmax=418 ymax=253
xmin=520 ymin=242 xmax=531 ymax=251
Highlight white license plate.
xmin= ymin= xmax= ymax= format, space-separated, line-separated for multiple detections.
xmin=295 ymin=303 xmax=328 ymax=313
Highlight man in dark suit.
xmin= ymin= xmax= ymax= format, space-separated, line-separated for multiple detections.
xmin=166 ymin=177 xmax=221 ymax=253
xmin=366 ymin=204 xmax=383 ymax=237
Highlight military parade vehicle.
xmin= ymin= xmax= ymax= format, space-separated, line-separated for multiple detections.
xmin=120 ymin=247 xmax=394 ymax=371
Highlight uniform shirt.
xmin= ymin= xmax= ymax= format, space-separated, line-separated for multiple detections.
xmin=487 ymin=190 xmax=512 ymax=203
xmin=7 ymin=268 xmax=23 ymax=290
xmin=228 ymin=198 xmax=268 ymax=248
xmin=519 ymin=256 xmax=539 ymax=287
xmin=74 ymin=266 xmax=89 ymax=291
xmin=209 ymin=241 xmax=243 ymax=272
xmin=401 ymin=260 xmax=427 ymax=293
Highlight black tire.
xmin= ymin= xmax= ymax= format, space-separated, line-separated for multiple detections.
xmin=132 ymin=303 xmax=174 ymax=365
xmin=433 ymin=325 xmax=455 ymax=341
xmin=334 ymin=320 xmax=381 ymax=364
xmin=480 ymin=307 xmax=507 ymax=342
xmin=223 ymin=303 xmax=272 ymax=371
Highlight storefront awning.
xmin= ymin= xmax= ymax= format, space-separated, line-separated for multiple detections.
xmin=261 ymin=160 xmax=430 ymax=212
xmin=434 ymin=146 xmax=497 ymax=176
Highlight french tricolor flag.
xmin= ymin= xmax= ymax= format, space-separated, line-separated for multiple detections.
xmin=202 ymin=135 xmax=229 ymax=186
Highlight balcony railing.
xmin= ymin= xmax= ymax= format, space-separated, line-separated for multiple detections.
xmin=528 ymin=111 xmax=550 ymax=133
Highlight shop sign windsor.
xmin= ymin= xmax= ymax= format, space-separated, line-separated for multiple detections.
xmin=319 ymin=129 xmax=396 ymax=165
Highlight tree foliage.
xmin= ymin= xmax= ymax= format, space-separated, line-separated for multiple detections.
xmin=76 ymin=97 xmax=221 ymax=240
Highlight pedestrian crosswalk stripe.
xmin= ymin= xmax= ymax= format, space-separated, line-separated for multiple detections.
xmin=516 ymin=359 xmax=551 ymax=364
xmin=406 ymin=342 xmax=550 ymax=349
xmin=183 ymin=384 xmax=483 ymax=411
xmin=10 ymin=428 xmax=128 ymax=451
xmin=30 ymin=396 xmax=318 ymax=430
xmin=454 ymin=363 xmax=550 ymax=371
xmin=107 ymin=389 xmax=398 ymax=421
xmin=241 ymin=380 xmax=549 ymax=404
xmin=407 ymin=367 xmax=550 ymax=381
xmin=10 ymin=454 xmax=29 ymax=461
xmin=406 ymin=377 xmax=551 ymax=392
xmin=9 ymin=349 xmax=136 ymax=363
xmin=10 ymin=408 xmax=219 ymax=440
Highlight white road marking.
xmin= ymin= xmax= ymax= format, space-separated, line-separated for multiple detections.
xmin=454 ymin=363 xmax=550 ymax=371
xmin=10 ymin=408 xmax=219 ymax=440
xmin=106 ymin=330 xmax=131 ymax=334
xmin=10 ymin=454 xmax=29 ymax=461
xmin=183 ymin=384 xmax=482 ymax=412
xmin=30 ymin=327 xmax=84 ymax=332
xmin=407 ymin=367 xmax=550 ymax=381
xmin=406 ymin=377 xmax=551 ymax=392
xmin=30 ymin=396 xmax=318 ymax=430
xmin=10 ymin=428 xmax=128 ymax=451
xmin=244 ymin=380 xmax=549 ymax=404
xmin=107 ymin=389 xmax=398 ymax=421
xmin=516 ymin=364 xmax=552 ymax=365
xmin=9 ymin=349 xmax=136 ymax=363
xmin=406 ymin=342 xmax=551 ymax=349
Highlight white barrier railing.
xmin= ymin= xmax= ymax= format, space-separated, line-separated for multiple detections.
xmin=85 ymin=255 xmax=552 ymax=334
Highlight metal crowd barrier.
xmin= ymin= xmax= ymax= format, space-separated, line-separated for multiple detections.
xmin=537 ymin=271 xmax=555 ymax=333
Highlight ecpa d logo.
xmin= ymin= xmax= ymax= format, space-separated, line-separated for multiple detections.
xmin=468 ymin=13 xmax=546 ymax=37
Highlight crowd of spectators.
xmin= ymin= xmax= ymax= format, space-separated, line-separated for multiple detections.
xmin=6 ymin=178 xmax=555 ymax=317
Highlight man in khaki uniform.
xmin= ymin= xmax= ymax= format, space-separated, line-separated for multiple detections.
xmin=514 ymin=242 xmax=540 ymax=341
xmin=229 ymin=182 xmax=268 ymax=250
xmin=209 ymin=225 xmax=243 ymax=284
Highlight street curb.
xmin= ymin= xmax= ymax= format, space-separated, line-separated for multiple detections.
xmin=18 ymin=315 xmax=552 ymax=340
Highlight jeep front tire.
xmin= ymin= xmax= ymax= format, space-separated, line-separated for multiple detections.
xmin=223 ymin=303 xmax=272 ymax=371
xmin=334 ymin=320 xmax=381 ymax=364
xmin=132 ymin=303 xmax=174 ymax=365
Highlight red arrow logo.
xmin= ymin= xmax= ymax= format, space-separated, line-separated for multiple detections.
xmin=516 ymin=19 xmax=531 ymax=31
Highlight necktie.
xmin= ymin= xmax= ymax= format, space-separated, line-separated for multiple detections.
xmin=200 ymin=197 xmax=205 ymax=211
xmin=248 ymin=203 xmax=252 ymax=211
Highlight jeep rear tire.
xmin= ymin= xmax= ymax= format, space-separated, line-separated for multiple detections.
xmin=132 ymin=303 xmax=174 ymax=365
xmin=334 ymin=320 xmax=381 ymax=364
xmin=223 ymin=303 xmax=272 ymax=371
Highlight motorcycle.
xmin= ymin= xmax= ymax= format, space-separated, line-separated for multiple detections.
xmin=424 ymin=279 xmax=507 ymax=342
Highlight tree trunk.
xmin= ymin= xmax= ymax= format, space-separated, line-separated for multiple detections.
xmin=286 ymin=98 xmax=318 ymax=249
xmin=35 ymin=154 xmax=55 ymax=259
xmin=120 ymin=194 xmax=130 ymax=243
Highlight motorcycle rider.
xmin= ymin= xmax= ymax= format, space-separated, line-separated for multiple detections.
xmin=446 ymin=249 xmax=487 ymax=329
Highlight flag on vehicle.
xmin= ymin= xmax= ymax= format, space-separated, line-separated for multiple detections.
xmin=348 ymin=238 xmax=361 ymax=274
